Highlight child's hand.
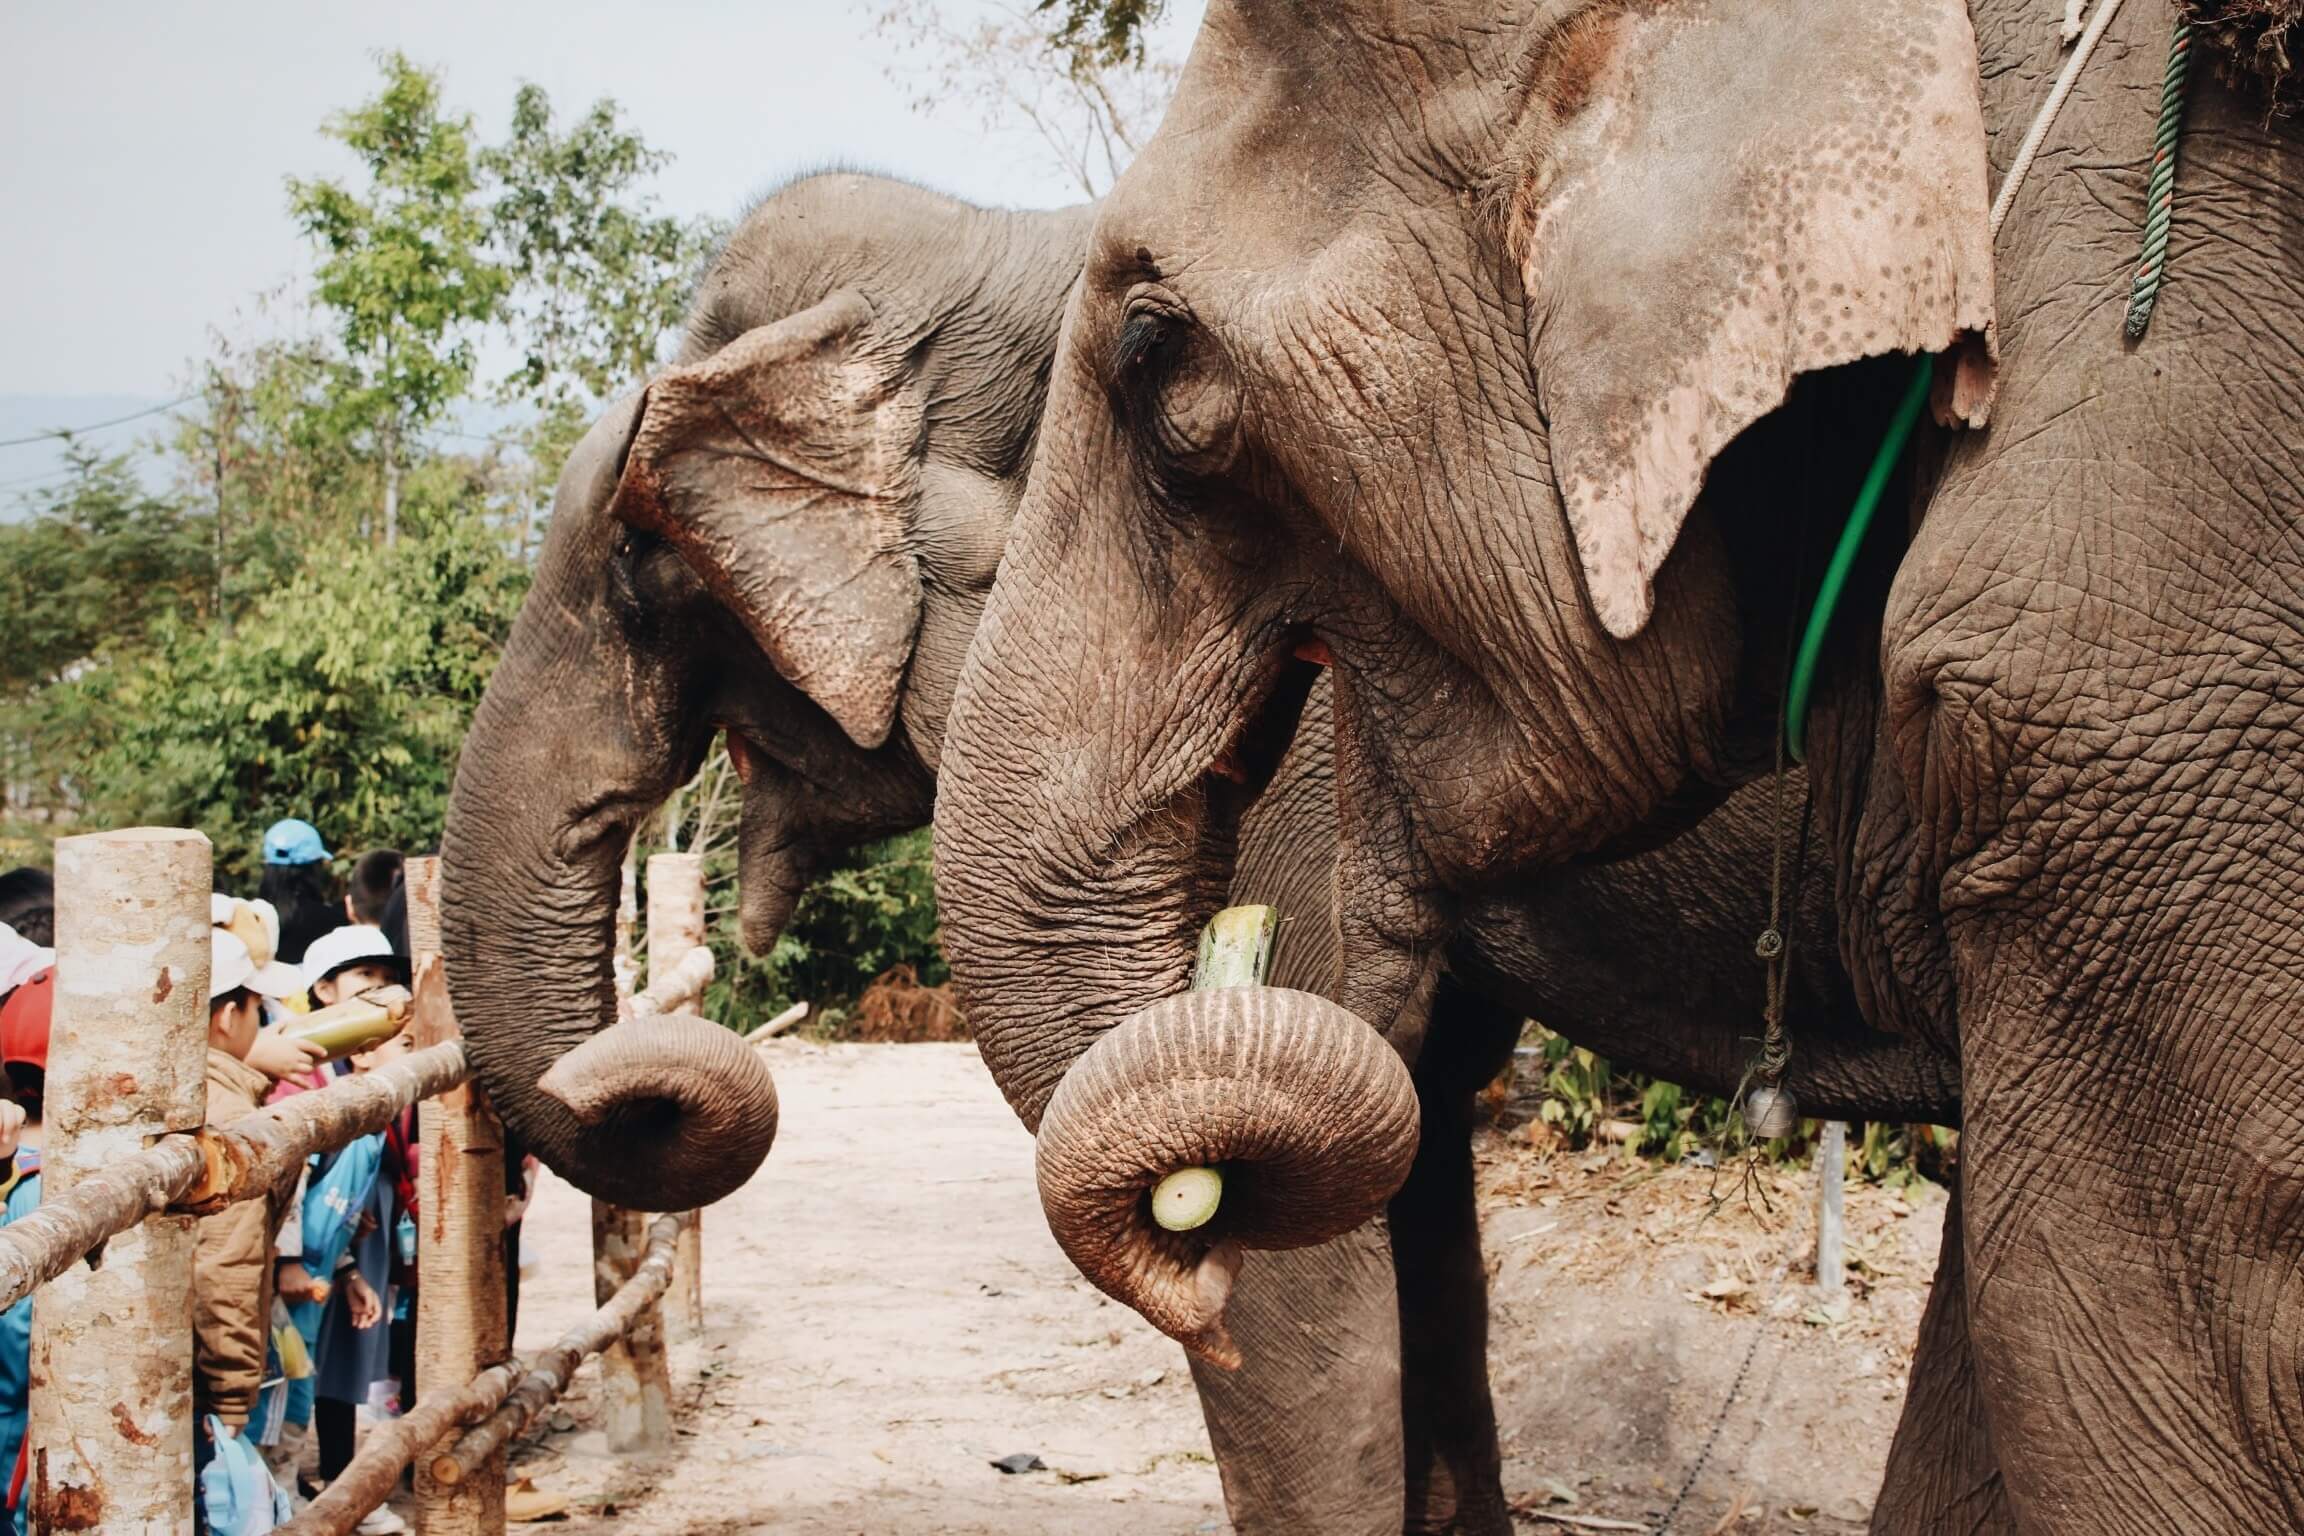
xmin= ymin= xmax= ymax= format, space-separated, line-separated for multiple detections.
xmin=244 ymin=1029 xmax=326 ymax=1082
xmin=345 ymin=1273 xmax=383 ymax=1330
xmin=0 ymin=1100 xmax=26 ymax=1161
xmin=277 ymin=1263 xmax=329 ymax=1306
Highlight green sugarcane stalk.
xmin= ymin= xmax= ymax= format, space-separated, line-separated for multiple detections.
xmin=283 ymin=984 xmax=413 ymax=1061
xmin=1153 ymin=906 xmax=1278 ymax=1232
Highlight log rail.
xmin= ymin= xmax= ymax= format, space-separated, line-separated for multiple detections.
xmin=14 ymin=832 xmax=733 ymax=1536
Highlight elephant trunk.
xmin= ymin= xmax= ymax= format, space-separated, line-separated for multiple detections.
xmin=441 ymin=672 xmax=780 ymax=1212
xmin=1032 ymin=986 xmax=1419 ymax=1366
xmin=441 ymin=396 xmax=779 ymax=1214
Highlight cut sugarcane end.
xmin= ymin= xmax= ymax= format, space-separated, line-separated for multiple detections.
xmin=1152 ymin=1166 xmax=1225 ymax=1232
xmin=1192 ymin=905 xmax=1277 ymax=991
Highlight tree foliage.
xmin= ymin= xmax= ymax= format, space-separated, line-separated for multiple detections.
xmin=870 ymin=0 xmax=1179 ymax=197
xmin=46 ymin=512 xmax=528 ymax=887
xmin=0 ymin=445 xmax=214 ymax=695
xmin=1035 ymin=0 xmax=1166 ymax=66
xmin=287 ymin=51 xmax=508 ymax=546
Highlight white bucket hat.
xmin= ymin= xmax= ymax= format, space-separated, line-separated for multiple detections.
xmin=209 ymin=896 xmax=304 ymax=1000
xmin=299 ymin=924 xmax=408 ymax=996
xmin=0 ymin=923 xmax=52 ymax=996
xmin=210 ymin=928 xmax=304 ymax=1003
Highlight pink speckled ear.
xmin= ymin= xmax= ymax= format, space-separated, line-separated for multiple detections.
xmin=611 ymin=291 xmax=924 ymax=750
xmin=1502 ymin=0 xmax=1998 ymax=640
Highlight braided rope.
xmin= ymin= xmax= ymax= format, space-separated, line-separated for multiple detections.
xmin=2125 ymin=19 xmax=2194 ymax=339
xmin=1991 ymin=0 xmax=2128 ymax=240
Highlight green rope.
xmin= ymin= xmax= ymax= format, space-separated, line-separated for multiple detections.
xmin=2125 ymin=19 xmax=2193 ymax=339
xmin=1782 ymin=356 xmax=1934 ymax=764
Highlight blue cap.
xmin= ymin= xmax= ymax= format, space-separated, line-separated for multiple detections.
xmin=261 ymin=818 xmax=331 ymax=866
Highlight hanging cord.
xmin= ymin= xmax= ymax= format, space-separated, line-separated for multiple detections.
xmin=1782 ymin=0 xmax=2146 ymax=764
xmin=2125 ymin=19 xmax=2195 ymax=337
xmin=1994 ymin=0 xmax=2130 ymax=240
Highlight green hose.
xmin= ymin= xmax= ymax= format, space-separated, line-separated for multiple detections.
xmin=1783 ymin=355 xmax=1935 ymax=763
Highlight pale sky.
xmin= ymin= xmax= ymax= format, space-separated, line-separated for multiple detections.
xmin=0 ymin=0 xmax=1202 ymax=402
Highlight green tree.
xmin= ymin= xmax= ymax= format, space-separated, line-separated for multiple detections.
xmin=483 ymin=85 xmax=718 ymax=552
xmin=51 ymin=510 xmax=528 ymax=885
xmin=0 ymin=443 xmax=212 ymax=694
xmin=287 ymin=52 xmax=507 ymax=549
xmin=1036 ymin=0 xmax=1166 ymax=67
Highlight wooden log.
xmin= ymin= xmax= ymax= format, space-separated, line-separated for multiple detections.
xmin=0 ymin=1043 xmax=467 ymax=1314
xmin=590 ymin=1199 xmax=673 ymax=1451
xmin=750 ymin=1000 xmax=810 ymax=1043
xmin=177 ymin=1042 xmax=470 ymax=1211
xmin=29 ymin=827 xmax=209 ymax=1533
xmin=646 ymin=853 xmax=706 ymax=1353
xmin=275 ymin=1362 xmax=520 ymax=1536
xmin=0 ymin=1137 xmax=204 ymax=1312
xmin=625 ymin=944 xmax=713 ymax=1021
xmin=408 ymin=856 xmax=510 ymax=1536
xmin=431 ymin=1213 xmax=688 ymax=1486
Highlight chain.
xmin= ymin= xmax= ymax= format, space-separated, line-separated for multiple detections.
xmin=1652 ymin=1302 xmax=1774 ymax=1534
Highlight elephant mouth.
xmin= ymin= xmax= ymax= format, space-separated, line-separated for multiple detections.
xmin=1190 ymin=639 xmax=1326 ymax=894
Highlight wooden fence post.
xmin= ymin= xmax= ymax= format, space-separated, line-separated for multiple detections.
xmin=29 ymin=828 xmax=209 ymax=1532
xmin=590 ymin=1202 xmax=672 ymax=1451
xmin=1817 ymin=1120 xmax=1848 ymax=1304
xmin=407 ymin=857 xmax=509 ymax=1534
xmin=592 ymin=847 xmax=672 ymax=1453
xmin=644 ymin=852 xmax=705 ymax=1354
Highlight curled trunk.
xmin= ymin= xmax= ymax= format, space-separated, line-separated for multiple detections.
xmin=442 ymin=397 xmax=778 ymax=1214
xmin=1033 ymin=986 xmax=1419 ymax=1366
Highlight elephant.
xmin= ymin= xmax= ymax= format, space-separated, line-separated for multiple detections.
xmin=439 ymin=173 xmax=1089 ymax=1214
xmin=932 ymin=0 xmax=2304 ymax=1530
xmin=435 ymin=170 xmax=1969 ymax=1533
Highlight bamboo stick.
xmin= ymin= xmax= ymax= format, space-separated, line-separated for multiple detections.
xmin=275 ymin=1362 xmax=521 ymax=1536
xmin=430 ymin=1213 xmax=689 ymax=1487
xmin=28 ymin=827 xmax=209 ymax=1532
xmin=408 ymin=856 xmax=510 ymax=1536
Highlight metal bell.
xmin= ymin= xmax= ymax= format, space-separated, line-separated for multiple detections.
xmin=1745 ymin=1084 xmax=1799 ymax=1140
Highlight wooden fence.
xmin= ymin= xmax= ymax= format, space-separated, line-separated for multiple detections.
xmin=2 ymin=828 xmax=724 ymax=1534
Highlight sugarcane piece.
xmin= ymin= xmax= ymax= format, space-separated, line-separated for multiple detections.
xmin=1155 ymin=907 xmax=1282 ymax=1233
xmin=1152 ymin=1166 xmax=1225 ymax=1232
xmin=283 ymin=983 xmax=413 ymax=1061
xmin=1191 ymin=904 xmax=1277 ymax=991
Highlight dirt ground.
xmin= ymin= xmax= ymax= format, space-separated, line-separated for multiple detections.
xmin=499 ymin=1041 xmax=1945 ymax=1534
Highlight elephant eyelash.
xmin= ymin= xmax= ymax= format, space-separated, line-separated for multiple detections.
xmin=1110 ymin=310 xmax=1225 ymax=506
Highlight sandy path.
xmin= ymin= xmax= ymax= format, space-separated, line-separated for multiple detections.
xmin=508 ymin=1039 xmax=1229 ymax=1534
xmin=502 ymin=1041 xmax=1943 ymax=1534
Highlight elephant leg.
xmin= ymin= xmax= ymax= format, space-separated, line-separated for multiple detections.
xmin=1872 ymin=1176 xmax=2014 ymax=1535
xmin=1393 ymin=984 xmax=1519 ymax=1536
xmin=1187 ymin=1224 xmax=1406 ymax=1535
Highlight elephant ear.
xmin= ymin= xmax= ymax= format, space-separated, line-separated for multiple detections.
xmin=1501 ymin=0 xmax=1999 ymax=640
xmin=611 ymin=290 xmax=924 ymax=749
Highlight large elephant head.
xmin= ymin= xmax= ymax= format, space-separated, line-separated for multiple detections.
xmin=936 ymin=0 xmax=1998 ymax=1355
xmin=443 ymin=175 xmax=1089 ymax=1211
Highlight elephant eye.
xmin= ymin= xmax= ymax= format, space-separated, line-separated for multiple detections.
xmin=1110 ymin=306 xmax=1243 ymax=495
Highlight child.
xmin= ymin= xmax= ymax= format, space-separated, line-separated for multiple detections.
xmin=195 ymin=926 xmax=313 ymax=1483
xmin=285 ymin=928 xmax=411 ymax=1536
xmin=0 ymin=957 xmax=48 ymax=1528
